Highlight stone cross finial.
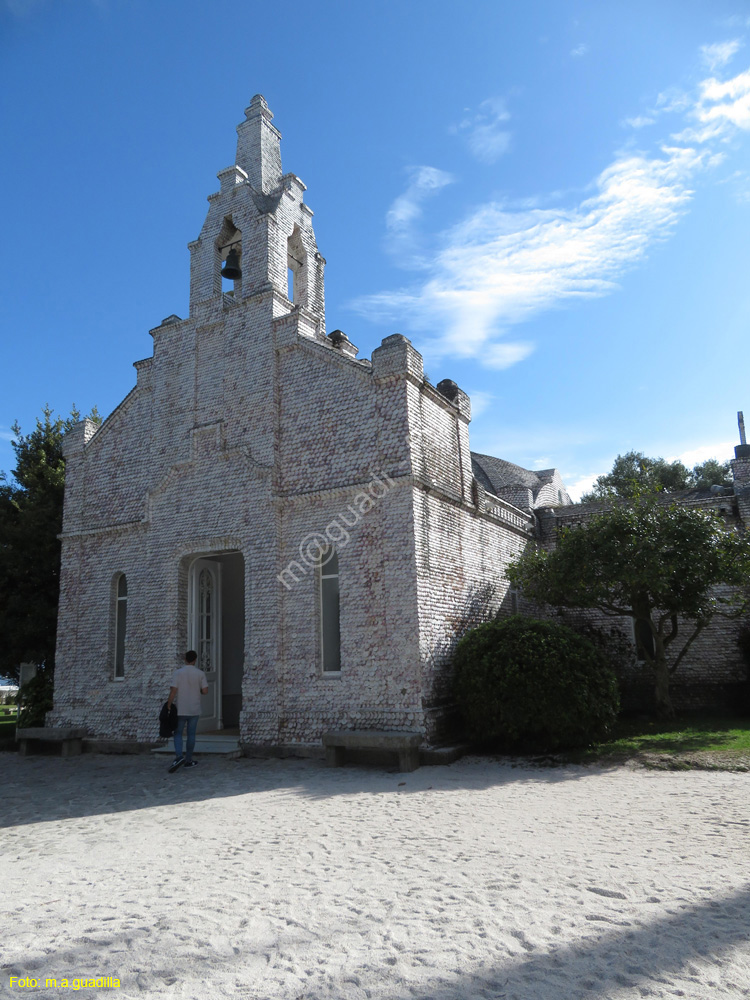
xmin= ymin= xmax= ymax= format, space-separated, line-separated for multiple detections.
xmin=739 ymin=411 xmax=747 ymax=446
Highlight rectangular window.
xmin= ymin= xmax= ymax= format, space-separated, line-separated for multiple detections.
xmin=319 ymin=549 xmax=341 ymax=673
xmin=509 ymin=587 xmax=519 ymax=615
xmin=114 ymin=575 xmax=127 ymax=679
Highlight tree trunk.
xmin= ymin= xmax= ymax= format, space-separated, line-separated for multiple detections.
xmin=653 ymin=650 xmax=674 ymax=719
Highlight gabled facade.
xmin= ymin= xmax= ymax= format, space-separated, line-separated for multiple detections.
xmin=50 ymin=97 xmax=560 ymax=749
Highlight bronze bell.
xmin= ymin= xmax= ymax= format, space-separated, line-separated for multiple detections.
xmin=221 ymin=247 xmax=242 ymax=280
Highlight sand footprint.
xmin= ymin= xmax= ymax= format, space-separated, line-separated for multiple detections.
xmin=509 ymin=928 xmax=535 ymax=952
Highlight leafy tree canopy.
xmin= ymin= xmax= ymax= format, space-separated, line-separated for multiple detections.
xmin=0 ymin=405 xmax=100 ymax=680
xmin=692 ymin=458 xmax=733 ymax=490
xmin=581 ymin=450 xmax=731 ymax=502
xmin=507 ymin=493 xmax=750 ymax=717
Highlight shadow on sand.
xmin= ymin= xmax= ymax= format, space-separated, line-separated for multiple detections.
xmin=1 ymin=751 xmax=624 ymax=828
xmin=5 ymin=881 xmax=750 ymax=997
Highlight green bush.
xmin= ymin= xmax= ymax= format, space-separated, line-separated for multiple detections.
xmin=17 ymin=670 xmax=54 ymax=729
xmin=453 ymin=615 xmax=620 ymax=752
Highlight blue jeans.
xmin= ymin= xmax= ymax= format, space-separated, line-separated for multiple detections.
xmin=174 ymin=715 xmax=199 ymax=763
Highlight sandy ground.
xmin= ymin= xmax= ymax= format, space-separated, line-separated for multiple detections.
xmin=1 ymin=752 xmax=749 ymax=1000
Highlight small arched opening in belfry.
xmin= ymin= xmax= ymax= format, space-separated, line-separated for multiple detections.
xmin=216 ymin=217 xmax=242 ymax=297
xmin=287 ymin=225 xmax=307 ymax=308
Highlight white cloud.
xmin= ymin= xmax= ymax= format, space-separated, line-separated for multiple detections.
xmin=351 ymin=61 xmax=750 ymax=371
xmin=671 ymin=441 xmax=735 ymax=467
xmin=716 ymin=166 xmax=750 ymax=202
xmin=701 ymin=39 xmax=743 ymax=71
xmin=483 ymin=342 xmax=535 ymax=369
xmin=464 ymin=390 xmax=494 ymax=420
xmin=723 ymin=168 xmax=750 ymax=202
xmin=386 ymin=167 xmax=453 ymax=234
xmin=565 ymin=473 xmax=601 ymax=502
xmin=354 ymin=144 xmax=704 ymax=366
xmin=654 ymin=88 xmax=693 ymax=115
xmin=695 ymin=67 xmax=750 ymax=130
xmin=452 ymin=97 xmax=512 ymax=164
xmin=570 ymin=43 xmax=589 ymax=58
xmin=384 ymin=167 xmax=454 ymax=267
xmin=622 ymin=115 xmax=656 ymax=129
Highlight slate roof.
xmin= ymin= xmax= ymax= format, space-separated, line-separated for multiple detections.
xmin=470 ymin=452 xmax=554 ymax=497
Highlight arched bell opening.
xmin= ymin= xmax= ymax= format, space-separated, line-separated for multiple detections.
xmin=216 ymin=217 xmax=243 ymax=297
xmin=287 ymin=225 xmax=308 ymax=308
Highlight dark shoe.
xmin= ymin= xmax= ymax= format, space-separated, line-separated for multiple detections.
xmin=168 ymin=757 xmax=185 ymax=773
xmin=183 ymin=760 xmax=198 ymax=769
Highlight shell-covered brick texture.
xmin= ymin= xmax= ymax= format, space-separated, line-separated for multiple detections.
xmin=49 ymin=99 xmax=750 ymax=749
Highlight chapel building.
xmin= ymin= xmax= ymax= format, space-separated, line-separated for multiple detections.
xmin=49 ymin=97 xmax=569 ymax=749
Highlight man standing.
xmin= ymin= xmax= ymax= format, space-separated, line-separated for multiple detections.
xmin=167 ymin=651 xmax=208 ymax=773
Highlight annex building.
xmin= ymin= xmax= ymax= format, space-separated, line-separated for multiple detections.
xmin=49 ymin=97 xmax=748 ymax=749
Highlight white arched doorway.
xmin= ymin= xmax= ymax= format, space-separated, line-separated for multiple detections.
xmin=187 ymin=552 xmax=244 ymax=732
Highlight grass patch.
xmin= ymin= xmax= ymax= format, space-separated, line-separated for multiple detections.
xmin=567 ymin=714 xmax=750 ymax=770
xmin=0 ymin=718 xmax=17 ymax=735
xmin=600 ymin=715 xmax=750 ymax=755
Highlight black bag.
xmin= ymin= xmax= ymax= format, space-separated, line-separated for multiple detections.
xmin=159 ymin=701 xmax=178 ymax=738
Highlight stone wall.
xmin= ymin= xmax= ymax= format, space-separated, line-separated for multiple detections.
xmin=412 ymin=487 xmax=534 ymax=741
xmin=535 ymin=495 xmax=750 ymax=713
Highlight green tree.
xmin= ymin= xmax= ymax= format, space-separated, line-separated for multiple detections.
xmin=692 ymin=458 xmax=732 ymax=490
xmin=0 ymin=405 xmax=99 ymax=680
xmin=581 ymin=451 xmax=731 ymax=501
xmin=507 ymin=493 xmax=750 ymax=718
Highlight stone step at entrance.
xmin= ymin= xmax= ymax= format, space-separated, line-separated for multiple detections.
xmin=152 ymin=730 xmax=241 ymax=758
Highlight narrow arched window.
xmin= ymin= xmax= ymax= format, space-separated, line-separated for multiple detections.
xmin=319 ymin=548 xmax=341 ymax=673
xmin=509 ymin=586 xmax=519 ymax=615
xmin=114 ymin=574 xmax=127 ymax=679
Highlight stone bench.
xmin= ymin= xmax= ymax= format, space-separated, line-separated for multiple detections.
xmin=322 ymin=730 xmax=422 ymax=772
xmin=16 ymin=727 xmax=88 ymax=757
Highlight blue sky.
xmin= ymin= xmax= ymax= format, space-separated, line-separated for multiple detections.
xmin=2 ymin=1 xmax=750 ymax=498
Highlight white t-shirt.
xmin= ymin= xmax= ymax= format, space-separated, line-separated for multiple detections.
xmin=170 ymin=663 xmax=208 ymax=716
